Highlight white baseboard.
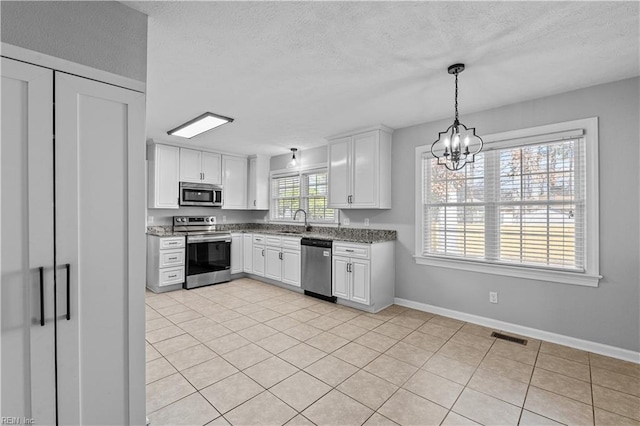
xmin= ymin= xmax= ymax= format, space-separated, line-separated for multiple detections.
xmin=395 ymin=297 xmax=640 ymax=364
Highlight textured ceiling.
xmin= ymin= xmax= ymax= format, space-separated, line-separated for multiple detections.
xmin=125 ymin=1 xmax=639 ymax=156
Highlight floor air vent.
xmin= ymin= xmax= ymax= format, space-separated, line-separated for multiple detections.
xmin=491 ymin=332 xmax=527 ymax=345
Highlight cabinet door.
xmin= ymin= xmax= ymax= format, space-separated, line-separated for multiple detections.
xmin=152 ymin=144 xmax=180 ymax=208
xmin=248 ymin=156 xmax=257 ymax=208
xmin=328 ymin=137 xmax=351 ymax=208
xmin=55 ymin=72 xmax=146 ymax=425
xmin=230 ymin=234 xmax=243 ymax=274
xmin=350 ymin=258 xmax=370 ymax=305
xmin=179 ymin=148 xmax=202 ymax=183
xmin=222 ymin=155 xmax=248 ymax=209
xmin=352 ymin=131 xmax=378 ymax=208
xmin=281 ymin=250 xmax=301 ymax=287
xmin=243 ymin=234 xmax=253 ymax=273
xmin=264 ymin=246 xmax=282 ymax=281
xmin=252 ymin=245 xmax=265 ymax=276
xmin=332 ymin=256 xmax=350 ymax=300
xmin=1 ymin=58 xmax=56 ymax=424
xmin=201 ymin=151 xmax=221 ymax=185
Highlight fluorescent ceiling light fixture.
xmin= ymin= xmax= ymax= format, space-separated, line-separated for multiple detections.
xmin=167 ymin=112 xmax=234 ymax=138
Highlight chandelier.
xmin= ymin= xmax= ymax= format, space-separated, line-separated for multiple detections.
xmin=431 ymin=63 xmax=483 ymax=171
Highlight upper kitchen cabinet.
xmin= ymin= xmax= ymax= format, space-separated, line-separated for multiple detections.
xmin=328 ymin=126 xmax=392 ymax=209
xmin=179 ymin=148 xmax=221 ymax=185
xmin=222 ymin=155 xmax=248 ymax=209
xmin=148 ymin=143 xmax=180 ymax=209
xmin=247 ymin=154 xmax=270 ymax=210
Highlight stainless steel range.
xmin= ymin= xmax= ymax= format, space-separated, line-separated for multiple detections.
xmin=174 ymin=216 xmax=231 ymax=289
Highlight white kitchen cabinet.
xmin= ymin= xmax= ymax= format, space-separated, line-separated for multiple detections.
xmin=332 ymin=241 xmax=394 ymax=312
xmin=231 ymin=233 xmax=243 ymax=274
xmin=222 ymin=155 xmax=248 ymax=209
xmin=252 ymin=234 xmax=266 ymax=276
xmin=180 ymin=148 xmax=222 ymax=184
xmin=148 ymin=143 xmax=180 ymax=209
xmin=148 ymin=235 xmax=186 ymax=291
xmin=1 ymin=58 xmax=146 ymax=425
xmin=265 ymin=246 xmax=282 ymax=281
xmin=243 ymin=233 xmax=253 ymax=273
xmin=248 ymin=155 xmax=270 ymax=210
xmin=327 ymin=127 xmax=392 ymax=209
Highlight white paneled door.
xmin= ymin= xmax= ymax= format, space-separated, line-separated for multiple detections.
xmin=1 ymin=57 xmax=146 ymax=426
xmin=1 ymin=57 xmax=56 ymax=426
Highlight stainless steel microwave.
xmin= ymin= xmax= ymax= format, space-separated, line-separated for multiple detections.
xmin=179 ymin=182 xmax=223 ymax=207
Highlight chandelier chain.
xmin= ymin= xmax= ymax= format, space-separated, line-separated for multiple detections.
xmin=454 ymin=71 xmax=459 ymax=123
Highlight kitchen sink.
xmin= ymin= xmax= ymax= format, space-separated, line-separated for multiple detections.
xmin=279 ymin=230 xmax=304 ymax=234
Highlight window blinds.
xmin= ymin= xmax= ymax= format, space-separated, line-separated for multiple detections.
xmin=271 ymin=169 xmax=335 ymax=222
xmin=423 ymin=138 xmax=586 ymax=272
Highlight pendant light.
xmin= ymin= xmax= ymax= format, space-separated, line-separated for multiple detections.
xmin=431 ymin=64 xmax=483 ymax=171
xmin=288 ymin=148 xmax=298 ymax=168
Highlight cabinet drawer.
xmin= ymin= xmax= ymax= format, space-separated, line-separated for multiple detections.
xmin=159 ymin=249 xmax=184 ymax=267
xmin=265 ymin=235 xmax=282 ymax=246
xmin=253 ymin=234 xmax=266 ymax=245
xmin=281 ymin=237 xmax=300 ymax=250
xmin=159 ymin=266 xmax=184 ymax=287
xmin=333 ymin=242 xmax=370 ymax=259
xmin=160 ymin=236 xmax=185 ymax=249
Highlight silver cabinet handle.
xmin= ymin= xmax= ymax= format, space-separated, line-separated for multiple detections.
xmin=254 ymin=200 xmax=256 ymax=206
xmin=262 ymin=249 xmax=265 ymax=257
xmin=279 ymin=252 xmax=283 ymax=260
xmin=168 ymin=274 xmax=177 ymax=279
xmin=345 ymin=249 xmax=354 ymax=252
xmin=347 ymin=263 xmax=352 ymax=273
xmin=168 ymin=257 xmax=177 ymax=261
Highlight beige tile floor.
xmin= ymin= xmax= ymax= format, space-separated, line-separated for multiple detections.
xmin=145 ymin=278 xmax=640 ymax=426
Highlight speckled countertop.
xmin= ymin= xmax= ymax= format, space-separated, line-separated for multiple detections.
xmin=146 ymin=223 xmax=396 ymax=244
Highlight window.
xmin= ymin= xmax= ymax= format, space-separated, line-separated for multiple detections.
xmin=415 ymin=118 xmax=601 ymax=286
xmin=271 ymin=168 xmax=335 ymax=223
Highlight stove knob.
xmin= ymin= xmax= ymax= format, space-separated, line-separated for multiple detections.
xmin=205 ymin=217 xmax=211 ymax=223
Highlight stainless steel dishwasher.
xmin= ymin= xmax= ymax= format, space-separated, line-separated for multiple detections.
xmin=301 ymin=238 xmax=336 ymax=302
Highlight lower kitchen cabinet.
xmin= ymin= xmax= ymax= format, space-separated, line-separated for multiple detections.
xmin=265 ymin=246 xmax=282 ymax=281
xmin=230 ymin=233 xmax=243 ymax=274
xmin=147 ymin=236 xmax=185 ymax=292
xmin=243 ymin=233 xmax=253 ymax=273
xmin=252 ymin=234 xmax=266 ymax=276
xmin=281 ymin=248 xmax=301 ymax=287
xmin=332 ymin=241 xmax=394 ymax=312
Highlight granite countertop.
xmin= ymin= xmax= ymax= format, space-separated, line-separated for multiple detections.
xmin=146 ymin=224 xmax=396 ymax=244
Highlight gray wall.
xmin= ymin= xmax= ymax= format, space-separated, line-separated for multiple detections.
xmin=270 ymin=145 xmax=328 ymax=171
xmin=1 ymin=1 xmax=147 ymax=82
xmin=343 ymin=77 xmax=640 ymax=352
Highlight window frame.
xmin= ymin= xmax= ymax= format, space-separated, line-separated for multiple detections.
xmin=414 ymin=117 xmax=601 ymax=287
xmin=270 ymin=164 xmax=337 ymax=224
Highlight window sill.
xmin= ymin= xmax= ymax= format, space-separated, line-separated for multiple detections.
xmin=413 ymin=255 xmax=601 ymax=287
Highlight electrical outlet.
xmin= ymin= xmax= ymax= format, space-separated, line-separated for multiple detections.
xmin=489 ymin=292 xmax=498 ymax=304
xmin=343 ymin=218 xmax=350 ymax=226
xmin=222 ymin=215 xmax=227 ymax=223
xmin=364 ymin=218 xmax=370 ymax=227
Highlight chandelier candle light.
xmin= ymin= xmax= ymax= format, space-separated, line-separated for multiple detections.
xmin=431 ymin=63 xmax=483 ymax=171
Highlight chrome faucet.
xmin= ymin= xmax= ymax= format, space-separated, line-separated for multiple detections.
xmin=293 ymin=209 xmax=311 ymax=231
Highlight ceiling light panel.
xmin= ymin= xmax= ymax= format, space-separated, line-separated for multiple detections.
xmin=168 ymin=112 xmax=234 ymax=138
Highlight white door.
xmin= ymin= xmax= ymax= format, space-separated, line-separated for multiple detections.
xmin=243 ymin=234 xmax=253 ymax=273
xmin=281 ymin=250 xmax=301 ymax=287
xmin=350 ymin=259 xmax=370 ymax=305
xmin=265 ymin=247 xmax=282 ymax=281
xmin=352 ymin=131 xmax=378 ymax=208
xmin=201 ymin=151 xmax=221 ymax=185
xmin=154 ymin=144 xmax=180 ymax=208
xmin=230 ymin=234 xmax=243 ymax=274
xmin=1 ymin=58 xmax=56 ymax=424
xmin=328 ymin=137 xmax=352 ymax=208
xmin=332 ymin=256 xmax=350 ymax=300
xmin=55 ymin=72 xmax=146 ymax=425
xmin=222 ymin=155 xmax=248 ymax=209
xmin=252 ymin=245 xmax=265 ymax=276
xmin=180 ymin=148 xmax=202 ymax=183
